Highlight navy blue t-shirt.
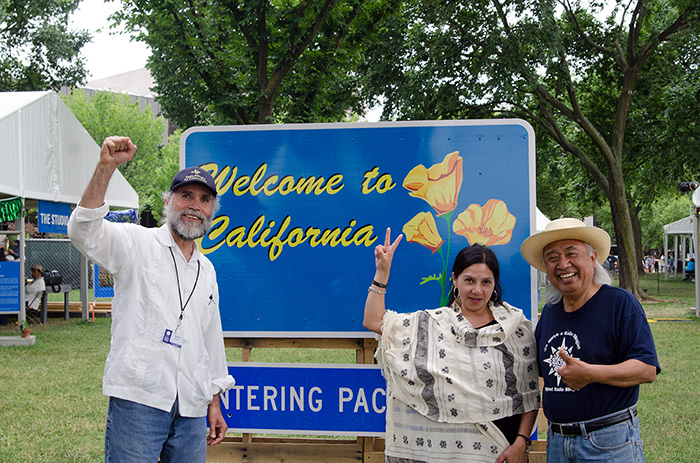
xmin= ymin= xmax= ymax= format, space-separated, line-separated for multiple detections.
xmin=535 ymin=285 xmax=660 ymax=423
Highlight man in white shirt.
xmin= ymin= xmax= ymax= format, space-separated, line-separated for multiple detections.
xmin=68 ymin=136 xmax=235 ymax=463
xmin=25 ymin=264 xmax=46 ymax=315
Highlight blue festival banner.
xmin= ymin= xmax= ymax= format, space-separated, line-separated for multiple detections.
xmin=182 ymin=121 xmax=536 ymax=337
xmin=0 ymin=261 xmax=21 ymax=313
xmin=38 ymin=200 xmax=71 ymax=234
xmin=221 ymin=363 xmax=386 ymax=436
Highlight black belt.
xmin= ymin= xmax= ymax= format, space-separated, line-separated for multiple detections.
xmin=550 ymin=407 xmax=637 ymax=436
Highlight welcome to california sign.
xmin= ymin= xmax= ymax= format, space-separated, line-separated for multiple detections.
xmin=181 ymin=120 xmax=536 ymax=337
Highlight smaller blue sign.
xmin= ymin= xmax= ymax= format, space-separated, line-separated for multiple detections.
xmin=38 ymin=200 xmax=71 ymax=234
xmin=221 ymin=363 xmax=386 ymax=436
xmin=94 ymin=264 xmax=114 ymax=298
xmin=0 ymin=261 xmax=21 ymax=313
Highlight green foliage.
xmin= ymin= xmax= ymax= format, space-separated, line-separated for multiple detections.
xmin=0 ymin=0 xmax=90 ymax=91
xmin=360 ymin=0 xmax=700 ymax=294
xmin=61 ymin=90 xmax=175 ymax=217
xmin=112 ymin=0 xmax=401 ymax=127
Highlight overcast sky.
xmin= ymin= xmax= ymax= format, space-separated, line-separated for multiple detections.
xmin=71 ymin=0 xmax=150 ymax=81
xmin=69 ymin=0 xmax=382 ymax=119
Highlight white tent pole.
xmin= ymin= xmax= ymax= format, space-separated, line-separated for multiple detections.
xmin=674 ymin=236 xmax=678 ymax=278
xmin=695 ymin=210 xmax=700 ymax=315
xmin=664 ymin=232 xmax=668 ymax=281
xmin=19 ymin=198 xmax=26 ymax=323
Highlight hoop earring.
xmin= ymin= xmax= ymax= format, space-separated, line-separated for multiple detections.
xmin=491 ymin=289 xmax=498 ymax=301
xmin=453 ymin=286 xmax=460 ymax=299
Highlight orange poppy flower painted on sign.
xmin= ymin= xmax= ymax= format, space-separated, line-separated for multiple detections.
xmin=453 ymin=199 xmax=516 ymax=246
xmin=403 ymin=212 xmax=444 ymax=253
xmin=403 ymin=151 xmax=463 ymax=216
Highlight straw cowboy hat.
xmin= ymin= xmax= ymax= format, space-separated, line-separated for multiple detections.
xmin=521 ymin=218 xmax=611 ymax=272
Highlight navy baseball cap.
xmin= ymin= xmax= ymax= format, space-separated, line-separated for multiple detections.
xmin=170 ymin=167 xmax=218 ymax=197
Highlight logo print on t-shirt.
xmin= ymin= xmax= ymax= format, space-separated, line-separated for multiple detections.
xmin=543 ymin=337 xmax=576 ymax=387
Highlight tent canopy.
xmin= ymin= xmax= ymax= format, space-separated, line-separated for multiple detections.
xmin=663 ymin=215 xmax=694 ymax=236
xmin=0 ymin=91 xmax=138 ymax=208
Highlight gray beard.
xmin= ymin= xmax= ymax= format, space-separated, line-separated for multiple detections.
xmin=163 ymin=203 xmax=213 ymax=241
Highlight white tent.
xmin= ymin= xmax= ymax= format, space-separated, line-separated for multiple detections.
xmin=0 ymin=91 xmax=138 ymax=208
xmin=663 ymin=215 xmax=695 ymax=279
xmin=0 ymin=91 xmax=138 ymax=327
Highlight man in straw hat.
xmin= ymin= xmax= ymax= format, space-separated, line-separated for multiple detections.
xmin=68 ymin=136 xmax=235 ymax=463
xmin=521 ymin=218 xmax=660 ymax=462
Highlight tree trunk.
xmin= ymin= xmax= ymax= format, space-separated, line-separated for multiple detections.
xmin=606 ymin=164 xmax=647 ymax=299
xmin=630 ymin=210 xmax=645 ymax=274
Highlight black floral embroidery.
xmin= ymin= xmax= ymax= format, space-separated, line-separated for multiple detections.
xmin=402 ymin=337 xmax=410 ymax=346
xmin=480 ymin=424 xmax=489 ymax=431
xmin=438 ymin=333 xmax=444 ymax=342
xmin=400 ymin=369 xmax=408 ymax=377
xmin=480 ymin=347 xmax=489 ymax=354
xmin=440 ymin=441 xmax=447 ymax=449
xmin=490 ymin=445 xmax=499 ymax=454
xmin=416 ymin=437 xmax=424 ymax=446
xmin=492 ymin=336 xmax=501 ymax=343
xmin=527 ymin=364 xmax=533 ymax=373
xmin=447 ymin=393 xmax=455 ymax=401
xmin=486 ymin=379 xmax=494 ymax=388
xmin=530 ymin=380 xmax=538 ymax=390
xmin=493 ymin=407 xmax=500 ymax=414
xmin=515 ymin=328 xmax=524 ymax=338
xmin=439 ymin=349 xmax=446 ymax=358
xmin=435 ymin=309 xmax=443 ymax=315
xmin=473 ymin=442 xmax=482 ymax=450
xmin=456 ymin=440 xmax=463 ymax=449
xmin=408 ymin=380 xmax=415 ymax=386
xmin=499 ymin=316 xmax=507 ymax=321
xmin=483 ymin=361 xmax=492 ymax=370
xmin=456 ymin=313 xmax=464 ymax=322
xmin=403 ymin=318 xmax=411 ymax=327
xmin=442 ymin=366 xmax=449 ymax=374
xmin=403 ymin=436 xmax=409 ymax=444
xmin=446 ymin=377 xmax=453 ymax=384
xmin=523 ymin=346 xmax=530 ymax=356
xmin=403 ymin=354 xmax=410 ymax=362
xmin=427 ymin=439 xmax=432 ymax=448
xmin=450 ymin=408 xmax=458 ymax=417
xmin=451 ymin=326 xmax=457 ymax=336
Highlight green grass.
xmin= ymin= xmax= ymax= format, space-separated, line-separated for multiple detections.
xmin=0 ymin=274 xmax=698 ymax=462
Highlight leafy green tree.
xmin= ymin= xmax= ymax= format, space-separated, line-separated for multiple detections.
xmin=361 ymin=0 xmax=700 ymax=298
xmin=62 ymin=89 xmax=173 ymax=216
xmin=0 ymin=0 xmax=90 ymax=91
xmin=112 ymin=0 xmax=400 ymax=128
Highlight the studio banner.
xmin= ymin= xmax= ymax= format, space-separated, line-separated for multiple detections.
xmin=182 ymin=120 xmax=536 ymax=337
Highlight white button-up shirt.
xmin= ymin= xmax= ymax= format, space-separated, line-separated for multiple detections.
xmin=68 ymin=203 xmax=235 ymax=417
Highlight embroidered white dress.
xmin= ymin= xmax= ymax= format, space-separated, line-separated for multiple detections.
xmin=377 ymin=302 xmax=540 ymax=463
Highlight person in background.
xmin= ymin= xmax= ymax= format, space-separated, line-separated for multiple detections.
xmin=25 ymin=264 xmax=46 ymax=318
xmin=684 ymin=258 xmax=695 ymax=281
xmin=68 ymin=136 xmax=235 ymax=463
xmin=364 ymin=229 xmax=539 ymax=463
xmin=521 ymin=218 xmax=660 ymax=463
xmin=7 ymin=239 xmax=20 ymax=260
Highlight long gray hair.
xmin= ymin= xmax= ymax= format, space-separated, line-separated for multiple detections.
xmin=542 ymin=243 xmax=613 ymax=305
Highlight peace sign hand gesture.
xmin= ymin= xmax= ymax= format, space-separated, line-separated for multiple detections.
xmin=374 ymin=227 xmax=403 ymax=278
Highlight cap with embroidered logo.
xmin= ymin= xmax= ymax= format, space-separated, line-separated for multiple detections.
xmin=170 ymin=167 xmax=217 ymax=197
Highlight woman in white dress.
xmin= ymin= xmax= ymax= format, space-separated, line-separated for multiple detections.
xmin=364 ymin=229 xmax=540 ymax=463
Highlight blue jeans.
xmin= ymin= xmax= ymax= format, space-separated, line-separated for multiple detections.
xmin=546 ymin=408 xmax=644 ymax=463
xmin=105 ymin=397 xmax=207 ymax=463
